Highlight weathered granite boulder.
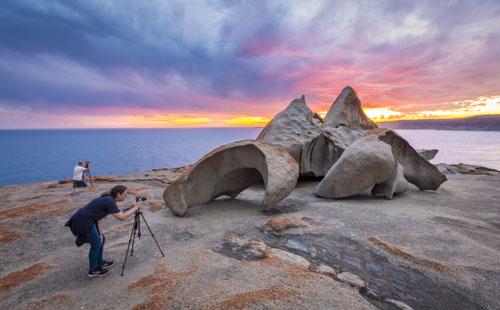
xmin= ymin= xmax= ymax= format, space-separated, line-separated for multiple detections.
xmin=303 ymin=127 xmax=369 ymax=177
xmin=256 ymin=86 xmax=445 ymax=196
xmin=322 ymin=86 xmax=378 ymax=130
xmin=373 ymin=129 xmax=447 ymax=190
xmin=257 ymin=95 xmax=322 ymax=165
xmin=417 ymin=149 xmax=439 ymax=161
xmin=163 ymin=140 xmax=299 ymax=216
xmin=257 ymin=90 xmax=373 ymax=177
xmin=314 ymin=136 xmax=401 ymax=199
xmin=305 ymin=86 xmax=378 ymax=176
xmin=371 ymin=164 xmax=409 ymax=199
xmin=314 ymin=128 xmax=446 ymax=199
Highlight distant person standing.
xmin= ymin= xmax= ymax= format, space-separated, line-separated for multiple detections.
xmin=73 ymin=161 xmax=88 ymax=188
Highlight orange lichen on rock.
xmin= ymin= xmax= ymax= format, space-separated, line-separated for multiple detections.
xmin=259 ymin=254 xmax=315 ymax=282
xmin=0 ymin=262 xmax=54 ymax=293
xmin=147 ymin=201 xmax=164 ymax=213
xmin=263 ymin=217 xmax=310 ymax=232
xmin=0 ymin=199 xmax=71 ymax=221
xmin=220 ymin=285 xmax=298 ymax=309
xmin=368 ymin=236 xmax=450 ymax=273
xmin=0 ymin=226 xmax=25 ymax=245
xmin=28 ymin=293 xmax=71 ymax=309
xmin=129 ymin=262 xmax=198 ymax=308
xmin=132 ymin=295 xmax=167 ymax=310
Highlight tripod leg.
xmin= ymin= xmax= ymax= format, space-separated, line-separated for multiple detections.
xmin=121 ymin=223 xmax=136 ymax=276
xmin=130 ymin=221 xmax=137 ymax=256
xmin=137 ymin=214 xmax=141 ymax=238
xmin=140 ymin=213 xmax=165 ymax=257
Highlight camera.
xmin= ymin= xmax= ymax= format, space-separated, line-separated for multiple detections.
xmin=135 ymin=195 xmax=147 ymax=202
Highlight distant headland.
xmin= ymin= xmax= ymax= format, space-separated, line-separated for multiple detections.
xmin=378 ymin=115 xmax=500 ymax=131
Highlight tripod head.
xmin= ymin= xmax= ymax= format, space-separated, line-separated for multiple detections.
xmin=122 ymin=195 xmax=146 ymax=213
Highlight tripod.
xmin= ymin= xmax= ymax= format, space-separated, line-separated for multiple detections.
xmin=85 ymin=170 xmax=93 ymax=186
xmin=84 ymin=161 xmax=93 ymax=186
xmin=120 ymin=209 xmax=165 ymax=276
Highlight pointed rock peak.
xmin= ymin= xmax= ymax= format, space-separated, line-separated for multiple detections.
xmin=341 ymin=86 xmax=355 ymax=95
xmin=259 ymin=95 xmax=319 ymax=133
xmin=323 ymin=86 xmax=377 ymax=129
xmin=286 ymin=94 xmax=310 ymax=112
xmin=257 ymin=95 xmax=322 ymax=161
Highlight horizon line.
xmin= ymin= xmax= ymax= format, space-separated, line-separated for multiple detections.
xmin=1 ymin=113 xmax=499 ymax=130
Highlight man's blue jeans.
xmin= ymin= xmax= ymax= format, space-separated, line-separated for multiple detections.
xmin=89 ymin=225 xmax=104 ymax=272
xmin=73 ymin=180 xmax=87 ymax=188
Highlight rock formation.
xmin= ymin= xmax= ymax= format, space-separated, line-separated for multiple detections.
xmin=257 ymin=90 xmax=372 ymax=177
xmin=371 ymin=164 xmax=409 ymax=198
xmin=304 ymin=126 xmax=368 ymax=177
xmin=165 ymin=85 xmax=446 ymax=208
xmin=417 ymin=149 xmax=438 ymax=161
xmin=306 ymin=86 xmax=378 ymax=176
xmin=322 ymin=86 xmax=378 ymax=130
xmin=314 ymin=136 xmax=407 ymax=199
xmin=372 ymin=128 xmax=447 ymax=190
xmin=314 ymin=128 xmax=446 ymax=199
xmin=257 ymin=85 xmax=446 ymax=197
xmin=257 ymin=95 xmax=322 ymax=166
xmin=437 ymin=163 xmax=500 ymax=175
xmin=163 ymin=140 xmax=299 ymax=216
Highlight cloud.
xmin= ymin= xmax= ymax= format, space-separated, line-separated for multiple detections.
xmin=0 ymin=0 xmax=499 ymax=127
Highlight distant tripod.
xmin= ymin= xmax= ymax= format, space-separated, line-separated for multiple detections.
xmin=83 ymin=170 xmax=93 ymax=186
xmin=84 ymin=161 xmax=93 ymax=186
xmin=120 ymin=209 xmax=165 ymax=276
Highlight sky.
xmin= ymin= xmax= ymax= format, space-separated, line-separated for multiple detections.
xmin=0 ymin=0 xmax=499 ymax=128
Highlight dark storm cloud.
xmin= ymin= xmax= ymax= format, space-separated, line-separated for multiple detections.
xmin=0 ymin=0 xmax=299 ymax=111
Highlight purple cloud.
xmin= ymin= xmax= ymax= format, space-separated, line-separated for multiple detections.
xmin=0 ymin=0 xmax=499 ymax=127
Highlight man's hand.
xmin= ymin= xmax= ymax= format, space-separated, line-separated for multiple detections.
xmin=133 ymin=200 xmax=143 ymax=212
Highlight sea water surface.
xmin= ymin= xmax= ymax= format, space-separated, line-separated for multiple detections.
xmin=0 ymin=128 xmax=498 ymax=186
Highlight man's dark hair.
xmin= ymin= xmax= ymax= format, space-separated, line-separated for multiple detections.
xmin=101 ymin=185 xmax=127 ymax=199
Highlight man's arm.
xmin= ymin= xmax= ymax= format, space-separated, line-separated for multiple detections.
xmin=112 ymin=202 xmax=142 ymax=221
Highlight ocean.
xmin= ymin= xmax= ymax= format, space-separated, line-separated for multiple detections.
xmin=0 ymin=128 xmax=498 ymax=186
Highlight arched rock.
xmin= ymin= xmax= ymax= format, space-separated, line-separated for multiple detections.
xmin=163 ymin=140 xmax=299 ymax=216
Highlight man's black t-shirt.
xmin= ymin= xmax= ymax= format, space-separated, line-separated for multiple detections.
xmin=79 ymin=196 xmax=120 ymax=221
xmin=66 ymin=196 xmax=121 ymax=246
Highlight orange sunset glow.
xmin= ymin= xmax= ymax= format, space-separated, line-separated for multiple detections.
xmin=106 ymin=94 xmax=500 ymax=127
xmin=0 ymin=1 xmax=499 ymax=129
